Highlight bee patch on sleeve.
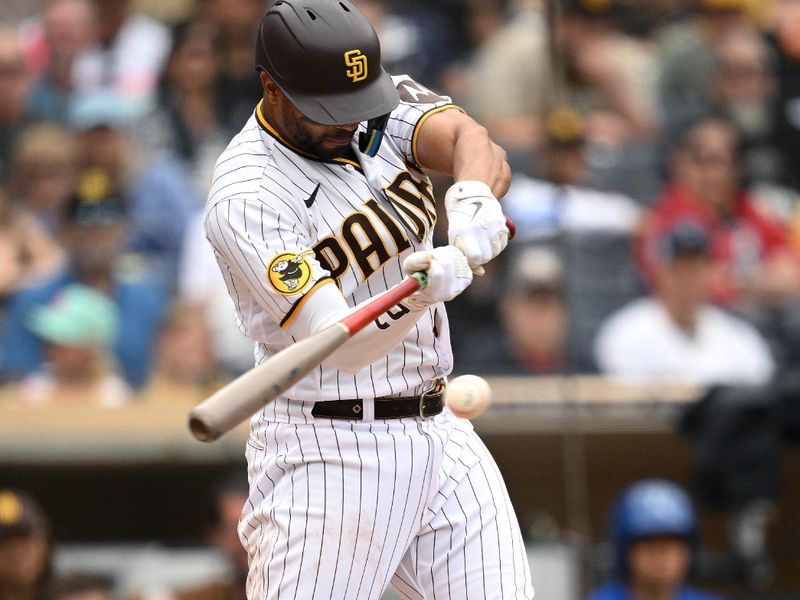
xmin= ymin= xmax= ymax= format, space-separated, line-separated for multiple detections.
xmin=267 ymin=251 xmax=314 ymax=295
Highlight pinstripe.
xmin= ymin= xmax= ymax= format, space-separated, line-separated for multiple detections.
xmin=329 ymin=422 xmax=346 ymax=596
xmin=211 ymin=202 xmax=278 ymax=313
xmin=208 ymin=176 xmax=263 ymax=204
xmin=341 ymin=421 xmax=365 ymax=599
xmin=273 ymin=427 xmax=291 ymax=599
xmin=309 ymin=425 xmax=328 ymax=600
xmin=224 ymin=200 xmax=285 ymax=313
xmin=364 ymin=422 xmax=398 ymax=599
xmin=292 ymin=425 xmax=311 ymax=600
xmin=354 ymin=423 xmax=380 ymax=599
xmin=215 ymin=151 xmax=269 ymax=167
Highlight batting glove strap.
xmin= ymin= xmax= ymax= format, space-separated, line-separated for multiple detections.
xmin=445 ymin=180 xmax=508 ymax=269
xmin=401 ymin=245 xmax=473 ymax=311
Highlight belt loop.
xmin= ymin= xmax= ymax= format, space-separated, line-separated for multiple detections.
xmin=361 ymin=398 xmax=375 ymax=422
xmin=418 ymin=378 xmax=444 ymax=419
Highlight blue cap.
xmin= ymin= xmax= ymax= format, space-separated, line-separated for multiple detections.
xmin=612 ymin=479 xmax=697 ymax=576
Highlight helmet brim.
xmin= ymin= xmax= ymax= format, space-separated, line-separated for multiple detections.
xmin=282 ymin=67 xmax=400 ymax=126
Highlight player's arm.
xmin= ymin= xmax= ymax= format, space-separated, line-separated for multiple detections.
xmin=415 ymin=108 xmax=511 ymax=199
xmin=205 ymin=195 xmax=472 ymax=374
xmin=415 ymin=108 xmax=511 ymax=271
xmin=285 ymin=246 xmax=472 ymax=373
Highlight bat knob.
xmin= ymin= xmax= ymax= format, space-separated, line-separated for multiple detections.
xmin=188 ymin=409 xmax=221 ymax=443
xmin=505 ymin=216 xmax=516 ymax=241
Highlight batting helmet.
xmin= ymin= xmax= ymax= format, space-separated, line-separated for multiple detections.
xmin=612 ymin=479 xmax=697 ymax=577
xmin=255 ymin=0 xmax=399 ymax=128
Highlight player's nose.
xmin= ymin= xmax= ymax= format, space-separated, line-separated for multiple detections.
xmin=335 ymin=124 xmax=358 ymax=134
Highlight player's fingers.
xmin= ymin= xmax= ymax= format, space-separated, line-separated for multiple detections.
xmin=425 ymin=255 xmax=446 ymax=298
xmin=402 ymin=250 xmax=432 ymax=275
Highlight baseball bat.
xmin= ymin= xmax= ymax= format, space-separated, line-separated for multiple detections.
xmin=188 ymin=217 xmax=516 ymax=442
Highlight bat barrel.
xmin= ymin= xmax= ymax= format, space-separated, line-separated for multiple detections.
xmin=187 ymin=323 xmax=351 ymax=442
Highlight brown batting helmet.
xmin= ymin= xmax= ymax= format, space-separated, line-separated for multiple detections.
xmin=255 ymin=0 xmax=400 ymax=127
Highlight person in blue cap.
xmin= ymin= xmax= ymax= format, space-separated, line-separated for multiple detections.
xmin=587 ymin=479 xmax=724 ymax=600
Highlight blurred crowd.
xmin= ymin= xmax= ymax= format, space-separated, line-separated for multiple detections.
xmin=1 ymin=0 xmax=800 ymax=596
xmin=0 ymin=0 xmax=799 ymax=400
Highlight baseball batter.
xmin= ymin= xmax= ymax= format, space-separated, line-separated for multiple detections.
xmin=204 ymin=1 xmax=534 ymax=598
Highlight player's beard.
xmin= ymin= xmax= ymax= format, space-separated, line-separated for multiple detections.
xmin=288 ymin=118 xmax=356 ymax=160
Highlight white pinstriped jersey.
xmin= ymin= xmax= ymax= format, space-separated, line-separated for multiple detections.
xmin=205 ymin=75 xmax=458 ymax=423
xmin=209 ymin=74 xmax=535 ymax=600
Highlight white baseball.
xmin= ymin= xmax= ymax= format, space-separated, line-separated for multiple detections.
xmin=445 ymin=374 xmax=491 ymax=419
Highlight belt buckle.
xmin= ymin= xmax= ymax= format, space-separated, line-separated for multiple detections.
xmin=418 ymin=379 xmax=444 ymax=419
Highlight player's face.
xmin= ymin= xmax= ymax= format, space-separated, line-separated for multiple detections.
xmin=628 ymin=536 xmax=690 ymax=591
xmin=277 ymin=93 xmax=358 ymax=160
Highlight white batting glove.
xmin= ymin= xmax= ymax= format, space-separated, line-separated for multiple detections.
xmin=445 ymin=180 xmax=508 ymax=272
xmin=401 ymin=245 xmax=473 ymax=310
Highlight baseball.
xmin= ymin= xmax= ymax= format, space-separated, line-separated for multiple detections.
xmin=446 ymin=374 xmax=492 ymax=419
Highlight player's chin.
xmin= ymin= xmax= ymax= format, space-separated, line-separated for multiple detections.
xmin=315 ymin=142 xmax=353 ymax=160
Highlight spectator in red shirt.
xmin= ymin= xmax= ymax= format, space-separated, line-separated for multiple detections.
xmin=639 ymin=116 xmax=800 ymax=310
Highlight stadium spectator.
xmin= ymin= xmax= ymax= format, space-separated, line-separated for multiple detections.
xmin=177 ymin=212 xmax=256 ymax=377
xmin=70 ymin=0 xmax=171 ymax=114
xmin=48 ymin=573 xmax=115 ymax=600
xmin=168 ymin=475 xmax=248 ymax=600
xmin=502 ymin=107 xmax=641 ymax=242
xmin=0 ymin=170 xmax=166 ymax=388
xmin=468 ymin=0 xmax=658 ymax=156
xmin=658 ymin=0 xmax=752 ymax=131
xmin=639 ymin=116 xmax=800 ymax=310
xmin=128 ymin=20 xmax=227 ymax=289
xmin=353 ymin=0 xmax=461 ymax=89
xmin=597 ymin=221 xmax=775 ymax=385
xmin=136 ymin=21 xmax=228 ymax=172
xmin=65 ymin=91 xmax=190 ymax=288
xmin=586 ymin=479 xmax=723 ymax=600
xmin=708 ymin=27 xmax=779 ymax=185
xmin=0 ymin=28 xmax=33 ymax=183
xmin=140 ymin=303 xmax=224 ymax=404
xmin=17 ymin=283 xmax=131 ymax=407
xmin=0 ymin=489 xmax=53 ymax=600
xmin=494 ymin=246 xmax=570 ymax=374
xmin=8 ymin=123 xmax=78 ymax=233
xmin=197 ymin=0 xmax=263 ymax=132
xmin=0 ymin=187 xmax=65 ymax=297
xmin=455 ymin=245 xmax=594 ymax=375
xmin=68 ymin=92 xmax=135 ymax=194
xmin=18 ymin=0 xmax=96 ymax=122
xmin=135 ymin=20 xmax=229 ymax=185
xmin=768 ymin=0 xmax=800 ymax=191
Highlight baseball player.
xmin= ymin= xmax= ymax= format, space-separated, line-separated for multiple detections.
xmin=204 ymin=1 xmax=534 ymax=598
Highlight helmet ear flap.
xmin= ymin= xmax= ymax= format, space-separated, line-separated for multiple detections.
xmin=359 ymin=113 xmax=390 ymax=157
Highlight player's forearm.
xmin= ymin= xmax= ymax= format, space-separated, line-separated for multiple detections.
xmin=451 ymin=125 xmax=512 ymax=198
xmin=284 ymin=282 xmax=425 ymax=373
xmin=415 ymin=110 xmax=511 ymax=199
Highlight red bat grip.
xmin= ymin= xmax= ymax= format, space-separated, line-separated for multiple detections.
xmin=339 ymin=273 xmax=426 ymax=334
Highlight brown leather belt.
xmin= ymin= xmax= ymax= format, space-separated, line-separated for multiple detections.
xmin=311 ymin=381 xmax=445 ymax=420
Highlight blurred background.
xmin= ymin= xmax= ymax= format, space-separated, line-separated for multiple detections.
xmin=2 ymin=0 xmax=800 ymax=598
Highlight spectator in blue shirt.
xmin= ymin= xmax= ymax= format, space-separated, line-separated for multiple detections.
xmin=587 ymin=479 xmax=724 ymax=600
xmin=0 ymin=170 xmax=166 ymax=388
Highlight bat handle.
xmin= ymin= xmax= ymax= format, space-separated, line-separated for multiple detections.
xmin=410 ymin=271 xmax=428 ymax=290
xmin=505 ymin=215 xmax=516 ymax=241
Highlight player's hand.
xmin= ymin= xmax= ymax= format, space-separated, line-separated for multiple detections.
xmin=445 ymin=180 xmax=509 ymax=273
xmin=402 ymin=245 xmax=473 ymax=310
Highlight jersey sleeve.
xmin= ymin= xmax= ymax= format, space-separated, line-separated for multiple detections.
xmin=204 ymin=191 xmax=333 ymax=330
xmin=385 ymin=74 xmax=464 ymax=167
